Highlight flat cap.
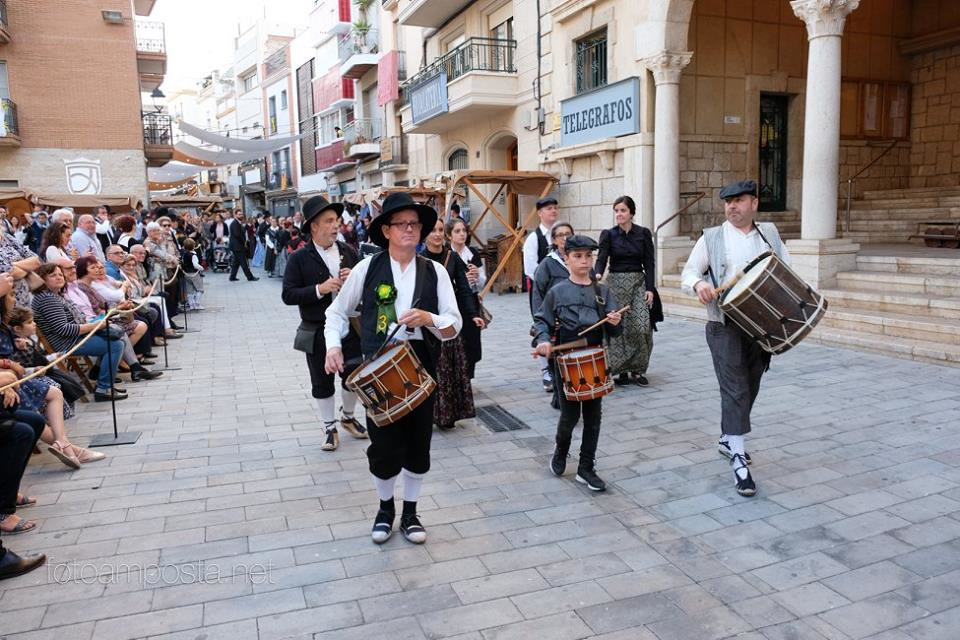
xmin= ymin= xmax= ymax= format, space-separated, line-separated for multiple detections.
xmin=564 ymin=234 xmax=599 ymax=252
xmin=536 ymin=197 xmax=558 ymax=209
xmin=719 ymin=179 xmax=757 ymax=200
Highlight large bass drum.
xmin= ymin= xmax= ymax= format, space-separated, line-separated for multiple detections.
xmin=345 ymin=341 xmax=436 ymax=427
xmin=719 ymin=252 xmax=827 ymax=355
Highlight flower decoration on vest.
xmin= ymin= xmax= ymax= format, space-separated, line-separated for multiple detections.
xmin=375 ymin=282 xmax=398 ymax=334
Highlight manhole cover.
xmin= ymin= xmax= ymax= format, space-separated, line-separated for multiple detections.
xmin=476 ymin=404 xmax=530 ymax=433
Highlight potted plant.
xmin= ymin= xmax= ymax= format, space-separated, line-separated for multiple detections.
xmin=352 ymin=19 xmax=371 ymax=52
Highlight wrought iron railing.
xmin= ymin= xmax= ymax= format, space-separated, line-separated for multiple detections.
xmin=142 ymin=112 xmax=172 ymax=146
xmin=575 ymin=36 xmax=607 ymax=94
xmin=338 ymin=29 xmax=379 ymax=63
xmin=843 ymin=139 xmax=900 ymax=237
xmin=0 ymin=0 xmax=8 ymax=30
xmin=0 ymin=98 xmax=17 ymax=138
xmin=342 ymin=118 xmax=382 ymax=146
xmin=135 ymin=20 xmax=166 ymax=54
xmin=404 ymin=37 xmax=516 ymax=95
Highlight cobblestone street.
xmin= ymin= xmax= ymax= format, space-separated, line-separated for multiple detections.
xmin=2 ymin=269 xmax=960 ymax=640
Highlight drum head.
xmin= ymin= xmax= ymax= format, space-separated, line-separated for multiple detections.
xmin=356 ymin=342 xmax=404 ymax=376
xmin=724 ymin=255 xmax=774 ymax=304
xmin=560 ymin=347 xmax=605 ymax=363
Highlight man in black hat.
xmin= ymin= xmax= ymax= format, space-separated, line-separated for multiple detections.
xmin=532 ymin=234 xmax=622 ymax=492
xmin=680 ymin=179 xmax=791 ymax=498
xmin=523 ymin=196 xmax=559 ymax=393
xmin=228 ymin=210 xmax=259 ymax=281
xmin=282 ymin=196 xmax=366 ymax=452
xmin=324 ymin=192 xmax=462 ymax=546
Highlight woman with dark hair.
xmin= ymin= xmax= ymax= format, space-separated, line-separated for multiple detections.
xmin=115 ymin=215 xmax=139 ymax=251
xmin=422 ymin=218 xmax=483 ymax=431
xmin=445 ymin=216 xmax=484 ymax=378
xmin=595 ymin=195 xmax=656 ymax=386
xmin=40 ymin=222 xmax=75 ymax=264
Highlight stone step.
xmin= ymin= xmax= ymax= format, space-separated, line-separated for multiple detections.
xmin=856 ymin=253 xmax=960 ymax=276
xmin=805 ymin=326 xmax=960 ymax=366
xmin=845 ymin=207 xmax=960 ymax=218
xmin=849 ymin=198 xmax=960 ymax=210
xmin=835 ymin=271 xmax=960 ymax=297
xmin=842 ymin=232 xmax=926 ymax=244
xmin=819 ymin=287 xmax=960 ymax=320
xmin=861 ymin=186 xmax=960 ymax=200
xmin=820 ymin=308 xmax=960 ymax=346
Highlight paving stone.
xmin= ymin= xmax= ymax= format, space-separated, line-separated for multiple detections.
xmin=452 ymin=568 xmax=548 ymax=604
xmin=821 ymin=560 xmax=922 ymax=601
xmin=478 ymin=610 xmax=593 ymax=640
xmin=416 ymin=598 xmax=524 ymax=639
xmin=509 ymin=581 xmax=612 ymax=618
xmin=818 ymin=593 xmax=931 ymax=639
xmin=769 ymin=582 xmax=851 ymax=616
xmin=576 ymin=593 xmax=683 ymax=634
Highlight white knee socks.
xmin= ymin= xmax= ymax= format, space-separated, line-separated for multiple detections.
xmin=341 ymin=390 xmax=358 ymax=417
xmin=402 ymin=469 xmax=425 ymax=502
xmin=373 ymin=474 xmax=398 ymax=501
xmin=725 ymin=435 xmax=749 ymax=479
xmin=314 ymin=396 xmax=337 ymax=429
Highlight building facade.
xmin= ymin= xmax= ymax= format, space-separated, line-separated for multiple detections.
xmin=0 ymin=0 xmax=170 ymax=203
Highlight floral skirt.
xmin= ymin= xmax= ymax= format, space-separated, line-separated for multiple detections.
xmin=433 ymin=336 xmax=476 ymax=428
xmin=18 ymin=376 xmax=74 ymax=420
xmin=606 ymin=271 xmax=653 ymax=375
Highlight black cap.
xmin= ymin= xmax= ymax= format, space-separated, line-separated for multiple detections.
xmin=536 ymin=197 xmax=558 ymax=209
xmin=719 ymin=179 xmax=758 ymax=200
xmin=564 ymin=234 xmax=599 ymax=253
xmin=301 ymin=195 xmax=344 ymax=230
xmin=368 ymin=192 xmax=438 ymax=248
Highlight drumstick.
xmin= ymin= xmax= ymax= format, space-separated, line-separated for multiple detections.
xmin=551 ymin=338 xmax=588 ymax=353
xmin=577 ymin=305 xmax=631 ymax=337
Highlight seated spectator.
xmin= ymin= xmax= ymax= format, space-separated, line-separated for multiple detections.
xmin=0 ymin=231 xmax=41 ymax=309
xmin=143 ymin=221 xmax=181 ymax=327
xmin=104 ymin=245 xmax=125 ymax=280
xmin=40 ymin=221 xmax=76 ymax=266
xmin=69 ymin=215 xmax=104 ymax=261
xmin=31 ymin=263 xmax=126 ymax=402
xmin=120 ymin=254 xmax=180 ymax=343
xmin=116 ymin=215 xmax=139 ymax=252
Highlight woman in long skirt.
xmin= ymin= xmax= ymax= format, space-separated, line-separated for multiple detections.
xmin=422 ymin=219 xmax=483 ymax=431
xmin=445 ymin=216 xmax=484 ymax=379
xmin=595 ymin=196 xmax=655 ymax=386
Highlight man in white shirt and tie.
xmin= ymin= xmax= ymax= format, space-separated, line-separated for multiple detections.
xmin=325 ymin=192 xmax=462 ymax=546
xmin=522 ymin=196 xmax=558 ymax=393
xmin=681 ymin=179 xmax=790 ymax=498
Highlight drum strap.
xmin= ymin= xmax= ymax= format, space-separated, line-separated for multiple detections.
xmin=752 ymin=222 xmax=774 ymax=251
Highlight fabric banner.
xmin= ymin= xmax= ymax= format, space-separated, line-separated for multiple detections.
xmin=378 ymin=50 xmax=399 ymax=106
xmin=176 ymin=119 xmax=308 ymax=152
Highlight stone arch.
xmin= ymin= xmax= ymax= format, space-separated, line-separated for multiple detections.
xmin=637 ymin=0 xmax=696 ymax=57
xmin=482 ymin=129 xmax=518 ymax=170
xmin=443 ymin=142 xmax=470 ymax=170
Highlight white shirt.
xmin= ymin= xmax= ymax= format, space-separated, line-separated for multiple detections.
xmin=681 ymin=221 xmax=792 ymax=295
xmin=455 ymin=245 xmax=486 ymax=291
xmin=314 ymin=241 xmax=340 ymax=278
xmin=45 ymin=245 xmax=71 ymax=263
xmin=522 ymin=223 xmax=551 ymax=279
xmin=325 ymin=254 xmax=462 ymax=350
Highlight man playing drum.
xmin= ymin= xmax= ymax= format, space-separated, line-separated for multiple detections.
xmin=532 ymin=235 xmax=622 ymax=492
xmin=282 ymin=196 xmax=365 ymax=452
xmin=680 ymin=180 xmax=791 ymax=497
xmin=325 ymin=192 xmax=462 ymax=545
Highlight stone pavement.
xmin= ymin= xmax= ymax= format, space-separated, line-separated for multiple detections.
xmin=2 ymin=267 xmax=960 ymax=640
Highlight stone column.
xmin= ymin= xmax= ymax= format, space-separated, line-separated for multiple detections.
xmin=788 ymin=0 xmax=861 ymax=288
xmin=642 ymin=50 xmax=693 ymax=283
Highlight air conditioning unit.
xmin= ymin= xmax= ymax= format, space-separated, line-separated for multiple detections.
xmin=522 ymin=108 xmax=545 ymax=131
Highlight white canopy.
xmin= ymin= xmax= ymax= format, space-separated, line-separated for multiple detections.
xmin=177 ymin=119 xmax=308 ymax=153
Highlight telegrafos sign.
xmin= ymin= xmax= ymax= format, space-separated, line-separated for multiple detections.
xmin=560 ymin=77 xmax=641 ymax=147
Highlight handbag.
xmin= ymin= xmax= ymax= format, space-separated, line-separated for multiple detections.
xmin=293 ymin=322 xmax=320 ymax=354
xmin=46 ymin=368 xmax=87 ymax=404
xmin=479 ymin=299 xmax=493 ymax=327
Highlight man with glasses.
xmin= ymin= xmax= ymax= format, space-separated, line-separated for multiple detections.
xmin=104 ymin=245 xmax=126 ymax=280
xmin=227 ymin=210 xmax=258 ymax=282
xmin=70 ymin=214 xmax=105 ymax=261
xmin=325 ymin=192 xmax=461 ymax=546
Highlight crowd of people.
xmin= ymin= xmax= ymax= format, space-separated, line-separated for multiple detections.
xmin=0 ymin=202 xmax=221 ymax=581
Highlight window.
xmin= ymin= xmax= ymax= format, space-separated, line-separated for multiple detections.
xmin=241 ymin=71 xmax=257 ymax=93
xmin=0 ymin=62 xmax=9 ymax=100
xmin=448 ymin=148 xmax=469 ymax=171
xmin=281 ymin=89 xmax=288 ymax=110
xmin=490 ymin=19 xmax=514 ymax=71
xmin=575 ymin=29 xmax=607 ymax=95
xmin=268 ymin=96 xmax=277 ymax=134
xmin=840 ymin=80 xmax=910 ymax=140
xmin=319 ymin=111 xmax=340 ymax=145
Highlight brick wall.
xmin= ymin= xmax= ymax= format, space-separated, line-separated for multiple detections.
xmin=5 ymin=0 xmax=144 ymax=150
xmin=908 ymin=45 xmax=960 ymax=187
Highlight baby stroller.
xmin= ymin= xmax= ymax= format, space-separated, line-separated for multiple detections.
xmin=211 ymin=241 xmax=232 ymax=273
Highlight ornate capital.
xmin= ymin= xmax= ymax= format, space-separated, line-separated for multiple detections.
xmin=641 ymin=51 xmax=693 ymax=85
xmin=791 ymin=0 xmax=860 ymax=39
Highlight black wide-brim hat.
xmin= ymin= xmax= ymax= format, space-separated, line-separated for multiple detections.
xmin=302 ymin=195 xmax=344 ymax=230
xmin=369 ymin=192 xmax=437 ymax=248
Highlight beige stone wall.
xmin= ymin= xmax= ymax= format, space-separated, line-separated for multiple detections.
xmin=908 ymin=46 xmax=960 ymax=188
xmin=556 ymin=152 xmax=625 ymax=235
xmin=0 ymin=148 xmax=149 ymax=203
xmin=839 ymin=141 xmax=911 ymax=198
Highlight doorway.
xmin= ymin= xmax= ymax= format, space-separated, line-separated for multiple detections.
xmin=758 ymin=94 xmax=788 ymax=212
xmin=508 ymin=140 xmax=518 ymax=227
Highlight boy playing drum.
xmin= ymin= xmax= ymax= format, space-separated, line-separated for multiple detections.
xmin=532 ymin=235 xmax=622 ymax=491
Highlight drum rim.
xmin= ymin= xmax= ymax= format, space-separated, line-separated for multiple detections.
xmin=722 ymin=253 xmax=776 ymax=306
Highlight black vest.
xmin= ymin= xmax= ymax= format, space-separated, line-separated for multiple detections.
xmin=360 ymin=252 xmax=440 ymax=361
xmin=535 ymin=227 xmax=549 ymax=264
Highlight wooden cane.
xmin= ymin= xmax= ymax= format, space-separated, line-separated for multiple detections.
xmin=577 ymin=305 xmax=631 ymax=337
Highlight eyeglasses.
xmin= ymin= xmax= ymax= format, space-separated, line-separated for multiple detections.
xmin=387 ymin=221 xmax=422 ymax=231
xmin=161 ymin=224 xmax=171 ymax=228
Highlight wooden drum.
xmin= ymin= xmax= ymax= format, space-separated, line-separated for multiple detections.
xmin=720 ymin=252 xmax=828 ymax=355
xmin=556 ymin=347 xmax=613 ymax=402
xmin=345 ymin=341 xmax=436 ymax=427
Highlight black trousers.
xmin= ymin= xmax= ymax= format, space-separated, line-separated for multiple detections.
xmin=705 ymin=321 xmax=770 ymax=436
xmin=230 ymin=251 xmax=255 ymax=280
xmin=304 ymin=332 xmax=361 ymax=399
xmin=0 ymin=410 xmax=45 ymax=517
xmin=553 ymin=360 xmax=602 ymax=464
xmin=365 ymin=341 xmax=436 ymax=479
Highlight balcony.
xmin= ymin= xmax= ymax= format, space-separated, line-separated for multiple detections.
xmin=339 ymin=29 xmax=379 ymax=80
xmin=379 ymin=135 xmax=407 ymax=170
xmin=134 ymin=0 xmax=158 ymax=16
xmin=0 ymin=1 xmax=10 ymax=44
xmin=398 ymin=0 xmax=472 ymax=28
xmin=267 ymin=168 xmax=294 ymax=192
xmin=343 ymin=118 xmax=382 ymax=159
xmin=263 ymin=46 xmax=289 ymax=82
xmin=135 ymin=20 xmax=167 ymax=92
xmin=142 ymin=112 xmax=173 ymax=167
xmin=399 ymin=38 xmax=517 ymax=135
xmin=313 ymin=67 xmax=355 ymax=114
xmin=313 ymin=0 xmax=351 ymax=46
xmin=0 ymin=98 xmax=20 ymax=147
xmin=316 ymin=139 xmax=354 ymax=173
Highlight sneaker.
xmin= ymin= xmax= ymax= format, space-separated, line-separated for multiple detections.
xmin=575 ymin=463 xmax=606 ymax=492
xmin=542 ymin=371 xmax=554 ymax=393
xmin=320 ymin=428 xmax=339 ymax=452
xmin=400 ymin=513 xmax=427 ymax=544
xmin=339 ymin=411 xmax=368 ymax=439
xmin=718 ymin=440 xmax=752 ymax=465
xmin=732 ymin=454 xmax=756 ymax=497
xmin=633 ymin=374 xmax=649 ymax=386
xmin=550 ymin=447 xmax=568 ymax=477
xmin=615 ymin=374 xmax=632 ymax=386
xmin=371 ymin=508 xmax=394 ymax=544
